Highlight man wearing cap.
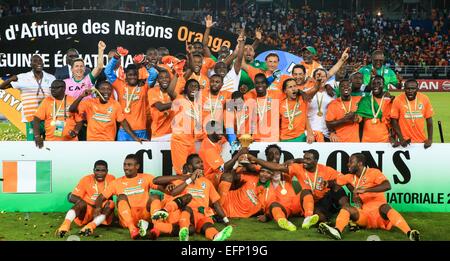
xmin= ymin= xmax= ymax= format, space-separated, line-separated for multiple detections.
xmin=300 ymin=46 xmax=323 ymax=79
xmin=358 ymin=50 xmax=402 ymax=92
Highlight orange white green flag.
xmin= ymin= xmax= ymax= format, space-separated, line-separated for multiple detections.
xmin=2 ymin=160 xmax=51 ymax=193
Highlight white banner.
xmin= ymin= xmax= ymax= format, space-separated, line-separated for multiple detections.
xmin=0 ymin=141 xmax=449 ymax=212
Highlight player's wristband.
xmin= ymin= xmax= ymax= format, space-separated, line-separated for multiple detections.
xmin=185 ymin=178 xmax=193 ymax=185
xmin=233 ymin=161 xmax=240 ymax=170
xmin=223 ymin=217 xmax=229 ymax=223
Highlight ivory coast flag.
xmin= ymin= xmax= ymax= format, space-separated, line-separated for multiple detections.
xmin=2 ymin=161 xmax=51 ymax=193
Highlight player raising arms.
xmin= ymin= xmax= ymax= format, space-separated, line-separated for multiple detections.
xmin=105 ymin=46 xmax=157 ymax=141
xmin=319 ymin=153 xmax=420 ymax=241
xmin=69 ymin=81 xmax=141 ymax=142
xmin=56 ymin=160 xmax=115 ymax=237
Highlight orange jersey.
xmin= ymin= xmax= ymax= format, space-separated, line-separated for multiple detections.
xmin=111 ymin=79 xmax=148 ymax=131
xmin=279 ymin=97 xmax=308 ymax=140
xmin=362 ymin=96 xmax=392 ymax=142
xmin=200 ymin=57 xmax=216 ymax=77
xmin=244 ymin=89 xmax=282 ymax=141
xmin=34 ymin=96 xmax=78 ymax=141
xmin=260 ymin=179 xmax=296 ymax=210
xmin=171 ymin=96 xmax=202 ymax=144
xmin=336 ymin=168 xmax=388 ymax=206
xmin=199 ymin=136 xmax=226 ymax=188
xmin=271 ymin=74 xmax=291 ymax=91
xmin=117 ymin=66 xmax=149 ymax=81
xmin=326 ymin=96 xmax=362 ymax=142
xmin=390 ymin=93 xmax=433 ymax=142
xmin=158 ymin=63 xmax=174 ymax=79
xmin=147 ymin=87 xmax=174 ymax=138
xmin=288 ymin=163 xmax=340 ymax=201
xmin=175 ymin=74 xmax=210 ymax=94
xmin=300 ymin=60 xmax=322 ymax=78
xmin=102 ymin=173 xmax=158 ymax=208
xmin=78 ymin=99 xmax=125 ymax=141
xmin=200 ymin=89 xmax=231 ymax=125
xmin=221 ymin=174 xmax=264 ymax=218
xmin=71 ymin=174 xmax=116 ymax=206
xmin=297 ymin=79 xmax=316 ymax=91
xmin=185 ymin=176 xmax=221 ymax=217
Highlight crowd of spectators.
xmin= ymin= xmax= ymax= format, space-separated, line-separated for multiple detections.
xmin=1 ymin=1 xmax=448 ymax=68
xmin=194 ymin=2 xmax=449 ymax=68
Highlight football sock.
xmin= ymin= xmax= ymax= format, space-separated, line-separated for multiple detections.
xmin=64 ymin=209 xmax=76 ymax=222
xmin=302 ymin=194 xmax=314 ymax=217
xmin=93 ymin=214 xmax=106 ymax=227
xmin=179 ymin=210 xmax=191 ymax=229
xmin=205 ymin=227 xmax=219 ymax=240
xmin=335 ymin=208 xmax=350 ymax=233
xmin=118 ymin=200 xmax=136 ymax=231
xmin=154 ymin=221 xmax=173 ymax=234
xmin=387 ymin=208 xmax=411 ymax=234
xmin=164 ymin=201 xmax=178 ymax=213
xmin=150 ymin=199 xmax=162 ymax=215
xmin=271 ymin=207 xmax=286 ymax=221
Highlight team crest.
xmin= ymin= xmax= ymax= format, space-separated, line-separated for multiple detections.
xmin=136 ymin=87 xmax=141 ymax=93
xmin=316 ymin=177 xmax=324 ymax=190
xmin=137 ymin=178 xmax=143 ymax=185
xmin=201 ymin=182 xmax=206 ymax=189
xmin=107 ymin=107 xmax=113 ymax=114
xmin=418 ymin=103 xmax=423 ymax=110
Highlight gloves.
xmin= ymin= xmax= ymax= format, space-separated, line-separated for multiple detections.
xmin=147 ymin=67 xmax=159 ymax=86
xmin=174 ymin=60 xmax=186 ymax=76
xmin=272 ymin=69 xmax=281 ymax=79
xmin=133 ymin=53 xmax=145 ymax=64
xmin=116 ymin=46 xmax=129 ymax=57
xmin=226 ymin=127 xmax=237 ymax=144
xmin=267 ymin=69 xmax=281 ymax=85
xmin=161 ymin=55 xmax=180 ymax=67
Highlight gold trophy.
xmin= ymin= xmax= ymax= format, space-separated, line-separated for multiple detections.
xmin=238 ymin=134 xmax=253 ymax=164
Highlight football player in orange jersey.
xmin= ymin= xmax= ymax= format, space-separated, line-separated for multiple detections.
xmin=56 ymin=160 xmax=115 ymax=237
xmin=319 ymin=153 xmax=420 ymax=241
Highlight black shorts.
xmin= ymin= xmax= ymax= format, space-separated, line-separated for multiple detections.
xmin=315 ymin=188 xmax=347 ymax=219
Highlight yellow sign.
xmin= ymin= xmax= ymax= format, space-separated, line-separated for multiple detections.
xmin=0 ymin=80 xmax=26 ymax=134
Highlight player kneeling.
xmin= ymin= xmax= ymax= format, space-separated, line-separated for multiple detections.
xmin=56 ymin=160 xmax=115 ymax=237
xmin=319 ymin=153 xmax=420 ymax=241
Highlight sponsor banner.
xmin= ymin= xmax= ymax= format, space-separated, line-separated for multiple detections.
xmin=0 ymin=10 xmax=250 ymax=132
xmin=0 ymin=10 xmax=240 ymax=75
xmin=390 ymin=79 xmax=450 ymax=92
xmin=0 ymin=141 xmax=449 ymax=212
xmin=0 ymin=86 xmax=26 ymax=134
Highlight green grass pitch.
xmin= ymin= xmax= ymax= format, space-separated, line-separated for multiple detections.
xmin=0 ymin=212 xmax=450 ymax=241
